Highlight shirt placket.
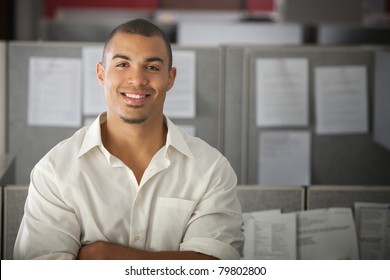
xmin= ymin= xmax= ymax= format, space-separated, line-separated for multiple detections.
xmin=128 ymin=156 xmax=170 ymax=250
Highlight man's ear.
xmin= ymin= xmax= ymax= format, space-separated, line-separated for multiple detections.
xmin=97 ymin=62 xmax=105 ymax=86
xmin=166 ymin=67 xmax=177 ymax=91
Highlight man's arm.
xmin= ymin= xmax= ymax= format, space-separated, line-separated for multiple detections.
xmin=77 ymin=241 xmax=217 ymax=260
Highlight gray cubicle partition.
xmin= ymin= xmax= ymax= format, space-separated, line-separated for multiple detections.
xmin=243 ymin=46 xmax=390 ymax=185
xmin=237 ymin=185 xmax=304 ymax=213
xmin=223 ymin=45 xmax=249 ymax=183
xmin=8 ymin=41 xmax=223 ymax=184
xmin=170 ymin=45 xmax=224 ymax=152
xmin=8 ymin=42 xmax=84 ymax=184
xmin=3 ymin=185 xmax=29 ymax=260
xmin=0 ymin=41 xmax=6 ymax=154
xmin=0 ymin=154 xmax=15 ymax=187
xmin=374 ymin=51 xmax=390 ymax=152
xmin=307 ymin=185 xmax=390 ymax=210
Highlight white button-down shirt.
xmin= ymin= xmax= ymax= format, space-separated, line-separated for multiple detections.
xmin=14 ymin=114 xmax=244 ymax=260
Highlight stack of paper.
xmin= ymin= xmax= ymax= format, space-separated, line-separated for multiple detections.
xmin=242 ymin=208 xmax=359 ymax=260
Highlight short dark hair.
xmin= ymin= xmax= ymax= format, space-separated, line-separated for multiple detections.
xmin=102 ymin=19 xmax=173 ymax=69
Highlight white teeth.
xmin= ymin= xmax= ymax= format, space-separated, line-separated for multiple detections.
xmin=125 ymin=93 xmax=146 ymax=99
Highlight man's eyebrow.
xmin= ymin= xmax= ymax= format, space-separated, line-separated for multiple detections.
xmin=112 ymin=54 xmax=164 ymax=64
xmin=112 ymin=54 xmax=130 ymax=61
xmin=145 ymin=57 xmax=164 ymax=64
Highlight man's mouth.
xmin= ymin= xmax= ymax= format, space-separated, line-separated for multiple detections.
xmin=120 ymin=91 xmax=151 ymax=106
xmin=123 ymin=93 xmax=147 ymax=99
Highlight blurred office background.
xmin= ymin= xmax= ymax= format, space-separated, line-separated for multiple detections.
xmin=0 ymin=0 xmax=390 ymax=41
xmin=1 ymin=0 xmax=390 ymax=260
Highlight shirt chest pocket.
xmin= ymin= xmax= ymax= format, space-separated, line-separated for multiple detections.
xmin=149 ymin=197 xmax=195 ymax=251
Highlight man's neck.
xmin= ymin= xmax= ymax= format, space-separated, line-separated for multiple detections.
xmin=101 ymin=114 xmax=167 ymax=183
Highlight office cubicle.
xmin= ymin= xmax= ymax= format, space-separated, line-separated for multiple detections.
xmin=224 ymin=45 xmax=390 ymax=185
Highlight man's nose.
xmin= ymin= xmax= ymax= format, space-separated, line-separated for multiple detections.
xmin=127 ymin=68 xmax=148 ymax=87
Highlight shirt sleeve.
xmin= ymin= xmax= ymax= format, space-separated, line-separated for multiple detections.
xmin=180 ymin=158 xmax=245 ymax=260
xmin=13 ymin=165 xmax=81 ymax=260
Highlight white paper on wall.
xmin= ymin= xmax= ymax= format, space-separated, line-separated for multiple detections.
xmin=256 ymin=58 xmax=309 ymax=127
xmin=28 ymin=57 xmax=82 ymax=127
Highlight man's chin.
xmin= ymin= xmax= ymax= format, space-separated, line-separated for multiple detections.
xmin=120 ymin=116 xmax=146 ymax=125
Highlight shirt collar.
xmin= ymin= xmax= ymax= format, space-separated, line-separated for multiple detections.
xmin=78 ymin=113 xmax=106 ymax=158
xmin=165 ymin=117 xmax=195 ymax=159
xmin=78 ymin=113 xmax=195 ymax=160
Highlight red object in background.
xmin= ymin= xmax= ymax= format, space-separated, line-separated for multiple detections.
xmin=386 ymin=0 xmax=390 ymax=13
xmin=44 ymin=0 xmax=159 ymax=18
xmin=246 ymin=0 xmax=274 ymax=12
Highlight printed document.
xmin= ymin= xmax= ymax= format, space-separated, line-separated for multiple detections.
xmin=354 ymin=202 xmax=390 ymax=259
xmin=315 ymin=66 xmax=368 ymax=134
xmin=82 ymin=46 xmax=105 ymax=115
xmin=164 ymin=50 xmax=196 ymax=118
xmin=258 ymin=130 xmax=310 ymax=185
xmin=28 ymin=57 xmax=81 ymax=127
xmin=255 ymin=58 xmax=308 ymax=127
xmin=242 ymin=210 xmax=296 ymax=260
xmin=297 ymin=208 xmax=359 ymax=259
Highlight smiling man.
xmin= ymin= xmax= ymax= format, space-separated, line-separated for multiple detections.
xmin=14 ymin=19 xmax=244 ymax=260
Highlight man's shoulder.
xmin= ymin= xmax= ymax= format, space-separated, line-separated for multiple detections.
xmin=178 ymin=129 xmax=226 ymax=164
xmin=37 ymin=126 xmax=89 ymax=167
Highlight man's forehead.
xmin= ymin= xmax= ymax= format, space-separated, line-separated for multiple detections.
xmin=107 ymin=36 xmax=167 ymax=59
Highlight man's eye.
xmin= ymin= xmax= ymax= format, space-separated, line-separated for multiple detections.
xmin=116 ymin=62 xmax=128 ymax=67
xmin=147 ymin=65 xmax=159 ymax=71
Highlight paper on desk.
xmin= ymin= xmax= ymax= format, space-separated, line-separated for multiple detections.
xmin=82 ymin=46 xmax=105 ymax=115
xmin=354 ymin=202 xmax=390 ymax=259
xmin=164 ymin=50 xmax=196 ymax=118
xmin=242 ymin=210 xmax=296 ymax=260
xmin=28 ymin=57 xmax=81 ymax=127
xmin=315 ymin=66 xmax=368 ymax=134
xmin=297 ymin=208 xmax=359 ymax=260
xmin=258 ymin=130 xmax=310 ymax=185
xmin=255 ymin=58 xmax=308 ymax=127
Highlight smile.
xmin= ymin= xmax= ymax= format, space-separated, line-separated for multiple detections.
xmin=120 ymin=91 xmax=151 ymax=106
xmin=124 ymin=93 xmax=146 ymax=99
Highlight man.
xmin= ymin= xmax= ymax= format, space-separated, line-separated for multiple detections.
xmin=14 ymin=19 xmax=244 ymax=260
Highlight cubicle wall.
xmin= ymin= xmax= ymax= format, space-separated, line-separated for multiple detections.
xmin=224 ymin=45 xmax=390 ymax=185
xmin=237 ymin=185 xmax=304 ymax=213
xmin=6 ymin=42 xmax=390 ymax=185
xmin=2 ymin=184 xmax=388 ymax=259
xmin=0 ymin=41 xmax=6 ymax=155
xmin=307 ymin=185 xmax=390 ymax=210
xmin=8 ymin=42 xmax=224 ymax=184
xmin=0 ymin=154 xmax=15 ymax=187
xmin=374 ymin=51 xmax=390 ymax=151
xmin=2 ymin=185 xmax=28 ymax=260
xmin=223 ymin=46 xmax=247 ymax=183
xmin=8 ymin=42 xmax=83 ymax=184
